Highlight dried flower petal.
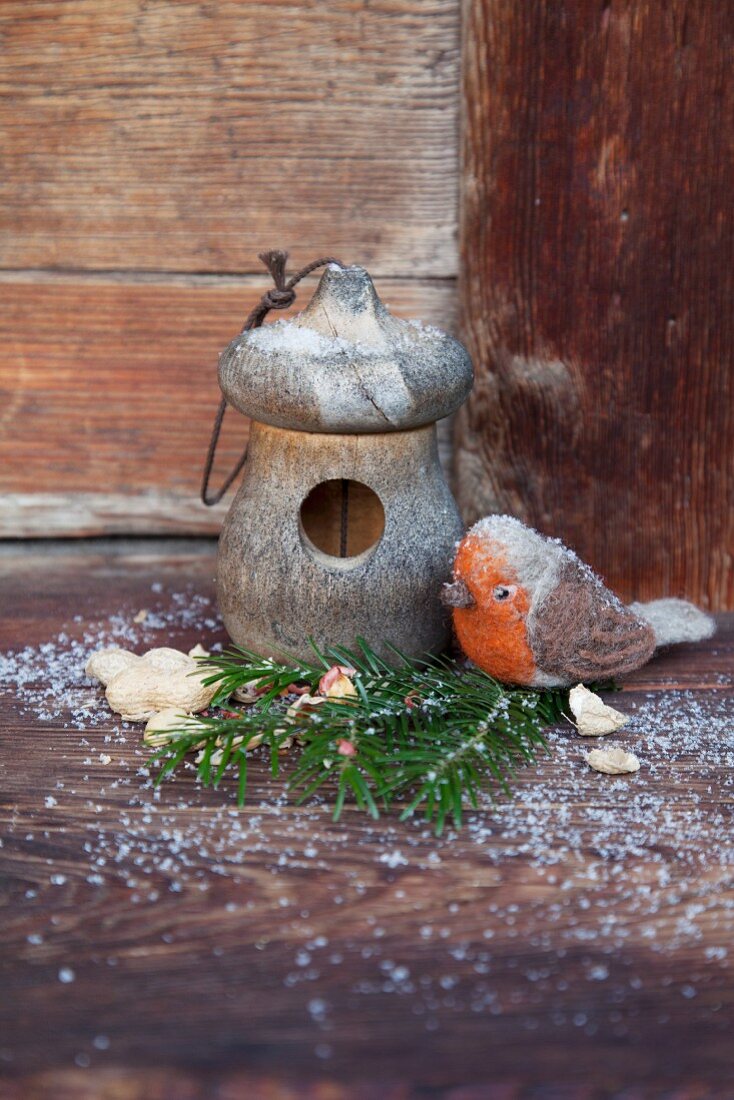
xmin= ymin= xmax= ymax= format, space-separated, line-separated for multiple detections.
xmin=325 ymin=674 xmax=358 ymax=701
xmin=286 ymin=693 xmax=327 ymax=722
xmin=233 ymin=679 xmax=267 ymax=703
xmin=318 ymin=665 xmax=356 ymax=695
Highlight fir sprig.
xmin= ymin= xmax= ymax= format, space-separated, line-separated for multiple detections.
xmin=147 ymin=640 xmax=569 ymax=833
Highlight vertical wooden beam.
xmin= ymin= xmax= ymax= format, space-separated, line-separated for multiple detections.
xmin=457 ymin=0 xmax=733 ymax=608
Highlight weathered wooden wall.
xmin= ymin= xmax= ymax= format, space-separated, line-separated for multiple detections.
xmin=0 ymin=274 xmax=455 ymax=535
xmin=0 ymin=0 xmax=459 ymax=535
xmin=457 ymin=0 xmax=733 ymax=608
xmin=2 ymin=0 xmax=731 ymax=608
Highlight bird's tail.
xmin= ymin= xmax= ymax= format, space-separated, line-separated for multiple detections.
xmin=629 ymin=598 xmax=715 ymax=648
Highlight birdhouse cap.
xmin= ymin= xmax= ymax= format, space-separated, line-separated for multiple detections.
xmin=218 ymin=263 xmax=473 ymax=433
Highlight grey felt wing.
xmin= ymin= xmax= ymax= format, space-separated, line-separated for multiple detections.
xmin=528 ymin=560 xmax=656 ymax=683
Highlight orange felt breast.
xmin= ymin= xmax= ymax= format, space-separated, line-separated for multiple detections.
xmin=451 ymin=536 xmax=537 ymax=686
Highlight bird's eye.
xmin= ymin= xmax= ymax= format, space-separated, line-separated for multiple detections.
xmin=493 ymin=585 xmax=513 ymax=601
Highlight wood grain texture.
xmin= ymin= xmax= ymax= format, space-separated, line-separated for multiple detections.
xmin=0 ymin=541 xmax=733 ymax=1095
xmin=0 ymin=0 xmax=459 ymax=276
xmin=457 ymin=0 xmax=734 ymax=609
xmin=0 ymin=274 xmax=457 ymax=536
xmin=0 ymin=0 xmax=461 ymax=537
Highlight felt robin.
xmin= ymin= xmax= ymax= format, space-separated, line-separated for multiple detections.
xmin=442 ymin=515 xmax=715 ymax=687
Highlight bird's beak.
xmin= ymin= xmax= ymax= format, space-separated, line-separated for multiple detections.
xmin=441 ymin=579 xmax=476 ymax=609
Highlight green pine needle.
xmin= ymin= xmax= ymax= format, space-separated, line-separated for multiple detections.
xmin=147 ymin=639 xmax=570 ymax=833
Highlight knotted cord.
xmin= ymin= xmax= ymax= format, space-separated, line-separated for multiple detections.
xmin=201 ymin=250 xmax=342 ymax=506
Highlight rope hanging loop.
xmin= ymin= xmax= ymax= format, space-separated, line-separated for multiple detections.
xmin=201 ymin=250 xmax=342 ymax=506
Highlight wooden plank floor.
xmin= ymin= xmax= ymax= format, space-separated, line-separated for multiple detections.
xmin=1 ymin=541 xmax=732 ymax=1098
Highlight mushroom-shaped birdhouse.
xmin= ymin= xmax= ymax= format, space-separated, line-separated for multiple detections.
xmin=213 ymin=259 xmax=473 ymax=660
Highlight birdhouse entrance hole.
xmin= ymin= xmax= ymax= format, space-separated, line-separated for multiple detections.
xmin=299 ymin=480 xmax=385 ymax=562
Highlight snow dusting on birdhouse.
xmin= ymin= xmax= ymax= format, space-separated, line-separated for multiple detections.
xmin=216 ymin=262 xmax=473 ymax=659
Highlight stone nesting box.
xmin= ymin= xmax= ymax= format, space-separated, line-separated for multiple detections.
xmin=216 ymin=263 xmax=473 ymax=660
